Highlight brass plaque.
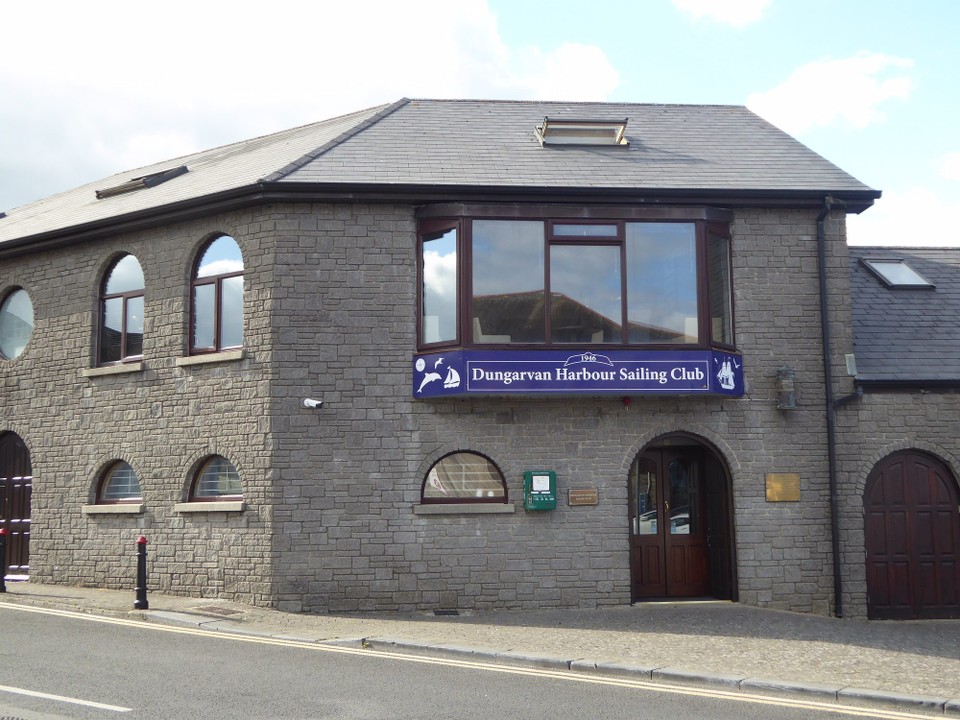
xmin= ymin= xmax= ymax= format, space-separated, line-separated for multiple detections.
xmin=568 ymin=488 xmax=599 ymax=506
xmin=765 ymin=473 xmax=801 ymax=502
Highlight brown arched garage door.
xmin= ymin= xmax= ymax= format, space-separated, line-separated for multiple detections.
xmin=864 ymin=450 xmax=960 ymax=619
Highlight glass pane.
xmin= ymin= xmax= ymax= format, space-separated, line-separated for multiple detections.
xmin=421 ymin=228 xmax=458 ymax=344
xmin=550 ymin=244 xmax=622 ymax=343
xmin=632 ymin=459 xmax=658 ymax=535
xmin=553 ymin=224 xmax=618 ymax=237
xmin=472 ymin=220 xmax=545 ymax=344
xmin=863 ymin=259 xmax=932 ymax=287
xmin=626 ymin=223 xmax=698 ymax=344
xmin=196 ymin=456 xmax=242 ymax=498
xmin=192 ymin=283 xmax=215 ymax=350
xmin=708 ymin=233 xmax=734 ymax=345
xmin=423 ymin=453 xmax=505 ymax=501
xmin=102 ymin=461 xmax=142 ymax=501
xmin=196 ymin=235 xmax=243 ymax=278
xmin=667 ymin=458 xmax=700 ymax=535
xmin=220 ymin=276 xmax=244 ymax=348
xmin=99 ymin=297 xmax=123 ymax=363
xmin=105 ymin=255 xmax=144 ymax=294
xmin=125 ymin=295 xmax=144 ymax=357
xmin=0 ymin=289 xmax=33 ymax=360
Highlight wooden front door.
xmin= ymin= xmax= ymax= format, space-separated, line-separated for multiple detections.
xmin=865 ymin=451 xmax=960 ymax=619
xmin=0 ymin=432 xmax=32 ymax=577
xmin=629 ymin=447 xmax=710 ymax=599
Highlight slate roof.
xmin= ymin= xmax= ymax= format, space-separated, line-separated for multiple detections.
xmin=0 ymin=98 xmax=879 ymax=250
xmin=850 ymin=247 xmax=960 ymax=383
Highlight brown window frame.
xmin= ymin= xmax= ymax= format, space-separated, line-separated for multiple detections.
xmin=705 ymin=223 xmax=737 ymax=351
xmin=189 ymin=235 xmax=244 ymax=355
xmin=417 ymin=219 xmax=463 ymax=352
xmin=98 ymin=254 xmax=145 ymax=366
xmin=416 ymin=209 xmax=735 ymax=352
xmin=420 ymin=451 xmax=509 ymax=505
xmin=96 ymin=460 xmax=143 ymax=505
xmin=188 ymin=455 xmax=244 ymax=502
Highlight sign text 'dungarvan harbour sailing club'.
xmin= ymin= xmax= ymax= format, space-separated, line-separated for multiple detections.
xmin=413 ymin=349 xmax=743 ymax=397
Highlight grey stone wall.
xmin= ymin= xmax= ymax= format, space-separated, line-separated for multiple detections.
xmin=0 ymin=209 xmax=281 ymax=605
xmin=1 ymin=201 xmax=863 ymax=616
xmin=267 ymin=204 xmax=849 ymax=615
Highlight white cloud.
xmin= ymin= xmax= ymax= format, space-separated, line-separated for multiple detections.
xmin=747 ymin=52 xmax=913 ymax=136
xmin=423 ymin=250 xmax=458 ymax=298
xmin=937 ymin=152 xmax=960 ymax=181
xmin=0 ymin=0 xmax=619 ymax=211
xmin=847 ymin=187 xmax=960 ymax=247
xmin=672 ymin=0 xmax=771 ymax=27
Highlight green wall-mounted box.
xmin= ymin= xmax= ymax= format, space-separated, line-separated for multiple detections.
xmin=523 ymin=470 xmax=557 ymax=511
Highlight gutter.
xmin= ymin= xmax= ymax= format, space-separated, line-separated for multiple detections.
xmin=817 ymin=196 xmax=846 ymax=617
xmin=855 ymin=378 xmax=960 ymax=390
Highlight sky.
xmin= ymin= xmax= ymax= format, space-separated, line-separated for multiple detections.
xmin=1 ymin=0 xmax=957 ymax=247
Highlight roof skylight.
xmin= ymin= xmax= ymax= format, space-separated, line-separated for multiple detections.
xmin=535 ymin=117 xmax=628 ymax=147
xmin=95 ymin=165 xmax=189 ymax=200
xmin=861 ymin=258 xmax=934 ymax=288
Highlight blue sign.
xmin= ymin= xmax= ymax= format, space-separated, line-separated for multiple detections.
xmin=413 ymin=349 xmax=744 ymax=398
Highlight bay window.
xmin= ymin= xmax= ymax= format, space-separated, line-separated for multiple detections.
xmin=418 ymin=211 xmax=734 ymax=351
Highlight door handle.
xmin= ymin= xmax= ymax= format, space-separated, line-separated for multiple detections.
xmin=664 ymin=500 xmax=669 ymax=512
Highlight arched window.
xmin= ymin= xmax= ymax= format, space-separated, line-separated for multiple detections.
xmin=97 ymin=461 xmax=142 ymax=503
xmin=99 ymin=255 xmax=145 ymax=364
xmin=0 ymin=288 xmax=34 ymax=360
xmin=191 ymin=235 xmax=243 ymax=353
xmin=190 ymin=455 xmax=243 ymax=501
xmin=421 ymin=452 xmax=507 ymax=504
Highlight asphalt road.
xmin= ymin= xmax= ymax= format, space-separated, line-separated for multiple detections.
xmin=0 ymin=604 xmax=927 ymax=720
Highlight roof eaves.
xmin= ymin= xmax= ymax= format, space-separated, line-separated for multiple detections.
xmin=259 ymin=182 xmax=880 ymax=210
xmin=0 ymin=184 xmax=268 ymax=259
xmin=261 ymin=98 xmax=412 ymax=183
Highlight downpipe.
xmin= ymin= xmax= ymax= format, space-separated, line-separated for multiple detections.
xmin=817 ymin=196 xmax=845 ymax=617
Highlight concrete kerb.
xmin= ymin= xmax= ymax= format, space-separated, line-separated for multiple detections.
xmin=836 ymin=687 xmax=956 ymax=715
xmin=272 ymin=630 xmax=960 ymax=717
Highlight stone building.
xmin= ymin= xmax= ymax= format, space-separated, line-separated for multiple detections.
xmin=1 ymin=98 xmax=955 ymax=619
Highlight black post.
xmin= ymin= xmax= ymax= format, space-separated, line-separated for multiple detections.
xmin=0 ymin=528 xmax=7 ymax=593
xmin=134 ymin=535 xmax=148 ymax=610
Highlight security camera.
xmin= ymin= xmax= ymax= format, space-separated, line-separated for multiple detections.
xmin=302 ymin=398 xmax=323 ymax=409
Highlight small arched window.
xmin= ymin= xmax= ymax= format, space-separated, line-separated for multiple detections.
xmin=0 ymin=287 xmax=34 ymax=360
xmin=190 ymin=455 xmax=243 ymax=501
xmin=97 ymin=461 xmax=142 ymax=503
xmin=421 ymin=452 xmax=507 ymax=504
xmin=99 ymin=255 xmax=145 ymax=364
xmin=191 ymin=235 xmax=243 ymax=354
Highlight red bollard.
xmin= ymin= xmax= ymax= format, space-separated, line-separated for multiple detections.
xmin=134 ymin=536 xmax=148 ymax=609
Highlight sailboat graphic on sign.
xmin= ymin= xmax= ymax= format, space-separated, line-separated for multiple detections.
xmin=443 ymin=367 xmax=461 ymax=389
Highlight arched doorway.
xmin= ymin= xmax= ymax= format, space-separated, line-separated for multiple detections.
xmin=0 ymin=432 xmax=32 ymax=578
xmin=628 ymin=435 xmax=735 ymax=600
xmin=864 ymin=450 xmax=960 ymax=619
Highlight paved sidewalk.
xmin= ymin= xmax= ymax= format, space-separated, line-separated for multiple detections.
xmin=1 ymin=580 xmax=959 ymax=716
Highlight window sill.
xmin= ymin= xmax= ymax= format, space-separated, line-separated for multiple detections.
xmin=176 ymin=350 xmax=244 ymax=368
xmin=414 ymin=503 xmax=516 ymax=515
xmin=82 ymin=503 xmax=145 ymax=515
xmin=82 ymin=362 xmax=144 ymax=378
xmin=174 ymin=501 xmax=246 ymax=513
